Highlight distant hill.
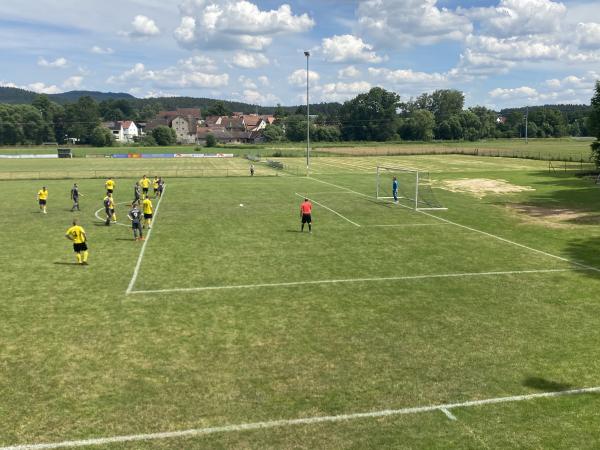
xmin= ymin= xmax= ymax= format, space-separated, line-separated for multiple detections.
xmin=0 ymin=87 xmax=134 ymax=104
xmin=0 ymin=86 xmax=342 ymax=116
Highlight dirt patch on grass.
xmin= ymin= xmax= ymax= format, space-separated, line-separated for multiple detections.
xmin=508 ymin=204 xmax=600 ymax=228
xmin=439 ymin=178 xmax=535 ymax=198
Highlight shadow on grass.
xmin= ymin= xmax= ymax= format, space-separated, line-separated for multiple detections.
xmin=523 ymin=377 xmax=573 ymax=392
xmin=53 ymin=261 xmax=83 ymax=266
xmin=563 ymin=236 xmax=600 ymax=277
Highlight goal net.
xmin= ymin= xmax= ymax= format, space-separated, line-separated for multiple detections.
xmin=376 ymin=165 xmax=447 ymax=210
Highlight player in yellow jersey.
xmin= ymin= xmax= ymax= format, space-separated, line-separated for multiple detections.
xmin=105 ymin=177 xmax=115 ymax=194
xmin=37 ymin=186 xmax=48 ymax=214
xmin=152 ymin=176 xmax=159 ymax=198
xmin=139 ymin=175 xmax=150 ymax=198
xmin=142 ymin=197 xmax=153 ymax=229
xmin=65 ymin=218 xmax=89 ymax=265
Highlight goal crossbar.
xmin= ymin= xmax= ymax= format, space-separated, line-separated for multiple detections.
xmin=376 ymin=165 xmax=447 ymax=211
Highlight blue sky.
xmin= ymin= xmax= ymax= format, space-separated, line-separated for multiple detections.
xmin=0 ymin=0 xmax=599 ymax=109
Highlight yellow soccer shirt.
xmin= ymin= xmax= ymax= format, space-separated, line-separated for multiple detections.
xmin=105 ymin=179 xmax=115 ymax=190
xmin=153 ymin=178 xmax=159 ymax=189
xmin=37 ymin=189 xmax=48 ymax=200
xmin=142 ymin=198 xmax=153 ymax=215
xmin=65 ymin=225 xmax=86 ymax=244
xmin=104 ymin=196 xmax=115 ymax=209
xmin=140 ymin=178 xmax=150 ymax=189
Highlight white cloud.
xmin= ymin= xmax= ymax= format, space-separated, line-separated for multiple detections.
xmin=288 ymin=69 xmax=320 ymax=87
xmin=318 ymin=81 xmax=372 ymax=102
xmin=368 ymin=67 xmax=448 ymax=85
xmin=90 ymin=46 xmax=114 ymax=55
xmin=576 ymin=22 xmax=600 ymax=49
xmin=463 ymin=0 xmax=566 ymax=38
xmin=241 ymin=89 xmax=280 ymax=105
xmin=231 ymin=52 xmax=269 ymax=69
xmin=38 ymin=57 xmax=68 ymax=68
xmin=338 ymin=66 xmax=361 ymax=79
xmin=257 ymin=75 xmax=269 ymax=86
xmin=178 ymin=55 xmax=219 ymax=73
xmin=357 ymin=0 xmax=472 ymax=47
xmin=63 ymin=76 xmax=83 ymax=90
xmin=321 ymin=35 xmax=385 ymax=63
xmin=489 ymin=86 xmax=538 ymax=100
xmin=238 ymin=75 xmax=257 ymax=90
xmin=107 ymin=60 xmax=228 ymax=89
xmin=466 ymin=34 xmax=565 ymax=62
xmin=121 ymin=15 xmax=160 ymax=39
xmin=174 ymin=0 xmax=314 ymax=50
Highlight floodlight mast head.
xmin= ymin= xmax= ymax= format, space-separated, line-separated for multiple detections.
xmin=304 ymin=51 xmax=310 ymax=57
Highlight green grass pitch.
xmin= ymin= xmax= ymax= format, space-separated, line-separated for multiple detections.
xmin=2 ymin=154 xmax=600 ymax=449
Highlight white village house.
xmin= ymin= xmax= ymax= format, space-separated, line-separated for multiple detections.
xmin=103 ymin=120 xmax=139 ymax=143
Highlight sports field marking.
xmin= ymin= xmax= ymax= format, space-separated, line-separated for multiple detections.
xmin=294 ymin=192 xmax=361 ymax=227
xmin=307 ymin=177 xmax=600 ymax=273
xmin=93 ymin=202 xmax=131 ymax=228
xmin=128 ymin=268 xmax=578 ymax=295
xmin=3 ymin=386 xmax=599 ymax=450
xmin=366 ymin=223 xmax=449 ymax=228
xmin=125 ymin=190 xmax=166 ymax=294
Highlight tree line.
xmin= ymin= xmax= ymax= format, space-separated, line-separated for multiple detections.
xmin=0 ymin=87 xmax=597 ymax=147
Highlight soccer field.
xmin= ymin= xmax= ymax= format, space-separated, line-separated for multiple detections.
xmin=2 ymin=155 xmax=600 ymax=449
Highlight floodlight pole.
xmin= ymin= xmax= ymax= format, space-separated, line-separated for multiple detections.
xmin=304 ymin=51 xmax=310 ymax=176
xmin=525 ymin=106 xmax=529 ymax=144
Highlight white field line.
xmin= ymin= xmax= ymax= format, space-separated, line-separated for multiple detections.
xmin=125 ymin=189 xmax=166 ymax=294
xmin=128 ymin=269 xmax=578 ymax=295
xmin=294 ymin=192 xmax=361 ymax=227
xmin=440 ymin=408 xmax=457 ymax=421
xmin=93 ymin=202 xmax=131 ymax=228
xmin=3 ymin=386 xmax=599 ymax=450
xmin=312 ymin=159 xmax=373 ymax=173
xmin=366 ymin=224 xmax=449 ymax=228
xmin=307 ymin=177 xmax=600 ymax=273
xmin=301 ymin=191 xmax=358 ymax=195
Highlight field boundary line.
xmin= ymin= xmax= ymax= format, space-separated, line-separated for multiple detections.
xmin=125 ymin=189 xmax=166 ymax=295
xmin=128 ymin=268 xmax=578 ymax=295
xmin=294 ymin=192 xmax=361 ymax=227
xmin=367 ymin=224 xmax=449 ymax=228
xmin=3 ymin=386 xmax=599 ymax=450
xmin=307 ymin=176 xmax=600 ymax=273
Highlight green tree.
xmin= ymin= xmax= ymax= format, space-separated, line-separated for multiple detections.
xmin=205 ymin=133 xmax=217 ymax=147
xmin=90 ymin=125 xmax=114 ymax=147
xmin=399 ymin=109 xmax=435 ymax=141
xmin=589 ymin=81 xmax=600 ymax=166
xmin=152 ymin=125 xmax=176 ymax=146
xmin=262 ymin=124 xmax=286 ymax=142
xmin=64 ymin=96 xmax=100 ymax=144
xmin=206 ymin=101 xmax=231 ymax=117
xmin=339 ymin=87 xmax=400 ymax=141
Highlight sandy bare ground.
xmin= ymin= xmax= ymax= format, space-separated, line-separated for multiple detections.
xmin=439 ymin=178 xmax=535 ymax=198
xmin=508 ymin=204 xmax=600 ymax=228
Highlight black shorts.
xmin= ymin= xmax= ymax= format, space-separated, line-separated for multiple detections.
xmin=73 ymin=242 xmax=88 ymax=253
xmin=302 ymin=213 xmax=312 ymax=224
xmin=39 ymin=199 xmax=46 ymax=205
xmin=132 ymin=222 xmax=142 ymax=230
xmin=107 ymin=189 xmax=113 ymax=194
xmin=144 ymin=213 xmax=153 ymax=219
xmin=142 ymin=188 xmax=149 ymax=194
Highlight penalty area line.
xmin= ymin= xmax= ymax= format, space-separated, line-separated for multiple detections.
xmin=3 ymin=386 xmax=599 ymax=450
xmin=294 ymin=192 xmax=360 ymax=227
xmin=127 ymin=268 xmax=581 ymax=295
xmin=125 ymin=188 xmax=166 ymax=295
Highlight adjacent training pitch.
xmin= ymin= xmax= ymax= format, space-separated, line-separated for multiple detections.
xmin=2 ymin=153 xmax=600 ymax=449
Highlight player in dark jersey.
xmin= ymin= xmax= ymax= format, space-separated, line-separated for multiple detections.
xmin=127 ymin=203 xmax=144 ymax=241
xmin=133 ymin=182 xmax=142 ymax=205
xmin=70 ymin=183 xmax=82 ymax=211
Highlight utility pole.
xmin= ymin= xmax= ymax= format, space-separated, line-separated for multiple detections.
xmin=304 ymin=51 xmax=310 ymax=176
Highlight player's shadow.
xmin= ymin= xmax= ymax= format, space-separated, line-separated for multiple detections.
xmin=564 ymin=236 xmax=600 ymax=278
xmin=53 ymin=262 xmax=82 ymax=266
xmin=115 ymin=238 xmax=134 ymax=241
xmin=523 ymin=377 xmax=572 ymax=392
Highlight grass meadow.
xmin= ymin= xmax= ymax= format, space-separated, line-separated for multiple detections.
xmin=1 ymin=152 xmax=600 ymax=449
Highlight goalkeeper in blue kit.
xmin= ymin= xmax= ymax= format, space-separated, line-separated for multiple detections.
xmin=392 ymin=176 xmax=399 ymax=202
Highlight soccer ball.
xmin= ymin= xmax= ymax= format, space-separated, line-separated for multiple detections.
xmin=239 ymin=204 xmax=244 ymax=207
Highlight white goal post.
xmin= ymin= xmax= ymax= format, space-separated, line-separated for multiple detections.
xmin=376 ymin=165 xmax=447 ymax=211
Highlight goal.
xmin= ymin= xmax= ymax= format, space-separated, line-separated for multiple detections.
xmin=376 ymin=165 xmax=447 ymax=210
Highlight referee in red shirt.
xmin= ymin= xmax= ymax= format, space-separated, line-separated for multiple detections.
xmin=300 ymin=198 xmax=312 ymax=233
